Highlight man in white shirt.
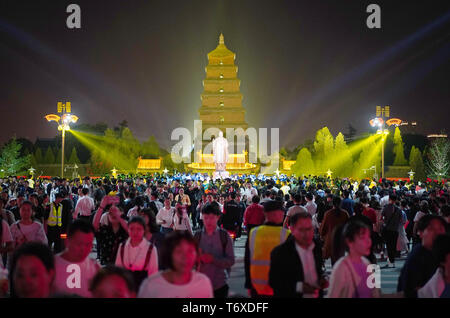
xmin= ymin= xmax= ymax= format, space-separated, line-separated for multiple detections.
xmin=156 ymin=198 xmax=175 ymax=235
xmin=304 ymin=193 xmax=317 ymax=217
xmin=52 ymin=220 xmax=100 ymax=297
xmin=73 ymin=188 xmax=94 ymax=221
xmin=269 ymin=211 xmax=328 ymax=297
xmin=243 ymin=182 xmax=258 ymax=205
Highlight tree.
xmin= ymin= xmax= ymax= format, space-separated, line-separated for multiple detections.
xmin=142 ymin=136 xmax=161 ymax=158
xmin=43 ymin=147 xmax=55 ymax=164
xmin=409 ymin=146 xmax=425 ymax=181
xmin=426 ymin=137 xmax=450 ymax=180
xmin=393 ymin=127 xmax=408 ymax=165
xmin=353 ymin=138 xmax=381 ymax=179
xmin=68 ymin=147 xmax=81 ymax=164
xmin=291 ymin=148 xmax=315 ymax=177
xmin=313 ymin=127 xmax=334 ymax=175
xmin=0 ymin=137 xmax=31 ymax=176
xmin=333 ymin=132 xmax=353 ymax=177
xmin=34 ymin=148 xmax=43 ymax=164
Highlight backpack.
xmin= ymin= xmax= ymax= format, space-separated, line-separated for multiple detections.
xmin=194 ymin=228 xmax=231 ymax=274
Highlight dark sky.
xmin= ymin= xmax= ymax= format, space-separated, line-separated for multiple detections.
xmin=1 ymin=0 xmax=449 ymax=150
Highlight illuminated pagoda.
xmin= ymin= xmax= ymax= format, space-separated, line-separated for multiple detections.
xmin=187 ymin=34 xmax=257 ymax=173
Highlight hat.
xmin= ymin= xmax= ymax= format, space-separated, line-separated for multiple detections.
xmin=262 ymin=200 xmax=284 ymax=213
xmin=9 ymin=196 xmax=17 ymax=201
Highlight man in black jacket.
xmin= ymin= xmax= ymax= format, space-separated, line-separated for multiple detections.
xmin=269 ymin=211 xmax=328 ymax=298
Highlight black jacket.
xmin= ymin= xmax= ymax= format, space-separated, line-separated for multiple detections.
xmin=269 ymin=236 xmax=325 ymax=298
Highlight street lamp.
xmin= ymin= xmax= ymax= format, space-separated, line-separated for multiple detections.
xmin=45 ymin=111 xmax=79 ymax=178
xmin=326 ymin=169 xmax=333 ymax=178
xmin=408 ymin=170 xmax=415 ymax=181
xmin=370 ymin=117 xmax=389 ymax=179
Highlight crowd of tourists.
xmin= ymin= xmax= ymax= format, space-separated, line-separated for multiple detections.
xmin=0 ymin=173 xmax=449 ymax=298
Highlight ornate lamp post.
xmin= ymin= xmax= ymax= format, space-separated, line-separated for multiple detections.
xmin=45 ymin=103 xmax=78 ymax=178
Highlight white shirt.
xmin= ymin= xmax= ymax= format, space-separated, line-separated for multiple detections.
xmin=52 ymin=254 xmax=100 ymax=297
xmin=156 ymin=207 xmax=175 ymax=228
xmin=138 ymin=271 xmax=213 ymax=298
xmin=127 ymin=206 xmax=140 ymax=218
xmin=305 ymin=201 xmax=317 ymax=216
xmin=380 ymin=195 xmax=390 ymax=208
xmin=243 ymin=187 xmax=258 ymax=204
xmin=75 ymin=195 xmax=95 ymax=216
xmin=10 ymin=221 xmax=48 ymax=246
xmin=295 ymin=241 xmax=319 ymax=298
xmin=173 ymin=213 xmax=193 ymax=234
xmin=115 ymin=238 xmax=158 ymax=276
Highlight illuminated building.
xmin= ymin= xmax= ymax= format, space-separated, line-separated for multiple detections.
xmin=187 ymin=34 xmax=257 ymax=173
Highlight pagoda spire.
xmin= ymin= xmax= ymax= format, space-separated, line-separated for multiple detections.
xmin=219 ymin=33 xmax=224 ymax=45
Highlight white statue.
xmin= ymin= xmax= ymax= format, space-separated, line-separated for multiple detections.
xmin=212 ymin=131 xmax=229 ymax=179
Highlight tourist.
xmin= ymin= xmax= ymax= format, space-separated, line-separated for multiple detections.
xmin=243 ymin=195 xmax=265 ymax=234
xmin=397 ymin=214 xmax=447 ymax=298
xmin=0 ymin=215 xmax=13 ymax=268
xmin=137 ymin=231 xmax=213 ymax=298
xmin=89 ymin=265 xmax=136 ymax=298
xmin=269 ymin=212 xmax=327 ymax=298
xmin=9 ymin=242 xmax=55 ymax=298
xmin=194 ymin=202 xmax=235 ymax=298
xmin=10 ymin=200 xmax=48 ymax=249
xmin=173 ymin=203 xmax=193 ymax=234
xmin=283 ymin=194 xmax=307 ymax=229
xmin=319 ymin=196 xmax=350 ymax=265
xmin=74 ymin=187 xmax=95 ymax=222
xmin=156 ymin=198 xmax=176 ymax=235
xmin=327 ymin=221 xmax=381 ymax=298
xmin=115 ymin=216 xmax=158 ymax=288
xmin=52 ymin=219 xmax=100 ymax=297
xmin=380 ymin=194 xmax=402 ymax=268
xmin=92 ymin=197 xmax=129 ymax=265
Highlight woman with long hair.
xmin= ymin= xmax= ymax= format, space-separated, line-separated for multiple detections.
xmin=173 ymin=203 xmax=193 ymax=235
xmin=327 ymin=221 xmax=381 ymax=298
xmin=137 ymin=231 xmax=213 ymax=298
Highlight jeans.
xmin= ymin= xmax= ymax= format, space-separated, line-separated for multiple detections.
xmin=160 ymin=227 xmax=173 ymax=236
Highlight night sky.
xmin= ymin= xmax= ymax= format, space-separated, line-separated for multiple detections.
xmin=1 ymin=0 xmax=449 ymax=150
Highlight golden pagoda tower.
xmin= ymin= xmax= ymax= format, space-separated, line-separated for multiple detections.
xmin=199 ymin=33 xmax=248 ymax=134
xmin=188 ymin=34 xmax=257 ymax=173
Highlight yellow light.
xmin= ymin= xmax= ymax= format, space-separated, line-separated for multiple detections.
xmin=45 ymin=114 xmax=61 ymax=122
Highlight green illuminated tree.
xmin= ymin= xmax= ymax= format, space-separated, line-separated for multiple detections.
xmin=0 ymin=137 xmax=31 ymax=176
xmin=291 ymin=148 xmax=315 ymax=177
xmin=333 ymin=132 xmax=353 ymax=177
xmin=353 ymin=138 xmax=381 ymax=179
xmin=409 ymin=146 xmax=425 ymax=181
xmin=142 ymin=136 xmax=161 ymax=158
xmin=68 ymin=147 xmax=81 ymax=164
xmin=393 ymin=127 xmax=408 ymax=166
xmin=313 ymin=127 xmax=334 ymax=175
xmin=43 ymin=147 xmax=55 ymax=164
xmin=34 ymin=148 xmax=43 ymax=164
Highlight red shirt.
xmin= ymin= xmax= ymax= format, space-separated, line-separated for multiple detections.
xmin=363 ymin=207 xmax=377 ymax=225
xmin=243 ymin=203 xmax=265 ymax=226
